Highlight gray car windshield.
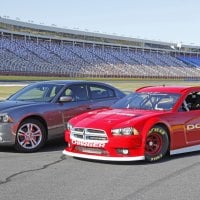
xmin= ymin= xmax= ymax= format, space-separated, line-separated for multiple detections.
xmin=8 ymin=83 xmax=64 ymax=102
xmin=112 ymin=92 xmax=180 ymax=111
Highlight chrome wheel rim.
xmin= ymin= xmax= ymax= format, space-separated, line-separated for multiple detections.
xmin=17 ymin=123 xmax=42 ymax=149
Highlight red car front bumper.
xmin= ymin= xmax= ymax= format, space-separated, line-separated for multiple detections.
xmin=63 ymin=131 xmax=145 ymax=161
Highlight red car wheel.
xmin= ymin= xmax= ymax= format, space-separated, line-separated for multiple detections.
xmin=145 ymin=126 xmax=169 ymax=162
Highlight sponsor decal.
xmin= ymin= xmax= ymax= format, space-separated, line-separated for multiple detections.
xmin=98 ymin=111 xmax=137 ymax=117
xmin=72 ymin=140 xmax=106 ymax=148
xmin=186 ymin=124 xmax=200 ymax=131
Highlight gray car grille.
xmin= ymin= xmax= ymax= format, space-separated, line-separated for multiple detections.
xmin=71 ymin=128 xmax=108 ymax=141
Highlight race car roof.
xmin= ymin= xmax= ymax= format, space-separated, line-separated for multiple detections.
xmin=136 ymin=85 xmax=200 ymax=93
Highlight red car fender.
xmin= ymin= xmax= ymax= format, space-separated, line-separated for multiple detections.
xmin=140 ymin=117 xmax=171 ymax=148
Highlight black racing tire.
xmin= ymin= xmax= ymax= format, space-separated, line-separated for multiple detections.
xmin=15 ymin=119 xmax=47 ymax=153
xmin=145 ymin=126 xmax=169 ymax=162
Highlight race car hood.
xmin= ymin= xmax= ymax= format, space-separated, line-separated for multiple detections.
xmin=70 ymin=108 xmax=160 ymax=130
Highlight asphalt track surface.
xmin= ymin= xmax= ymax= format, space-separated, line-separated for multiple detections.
xmin=1 ymin=138 xmax=200 ymax=200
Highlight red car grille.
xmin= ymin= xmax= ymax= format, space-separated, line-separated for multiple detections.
xmin=71 ymin=128 xmax=108 ymax=141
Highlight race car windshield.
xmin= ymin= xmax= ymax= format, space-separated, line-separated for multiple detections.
xmin=112 ymin=92 xmax=180 ymax=111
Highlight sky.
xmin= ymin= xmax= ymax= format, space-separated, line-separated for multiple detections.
xmin=0 ymin=0 xmax=200 ymax=46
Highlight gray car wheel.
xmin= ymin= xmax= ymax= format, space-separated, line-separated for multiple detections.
xmin=15 ymin=119 xmax=47 ymax=153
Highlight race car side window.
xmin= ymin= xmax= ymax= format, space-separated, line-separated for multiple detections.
xmin=181 ymin=92 xmax=200 ymax=111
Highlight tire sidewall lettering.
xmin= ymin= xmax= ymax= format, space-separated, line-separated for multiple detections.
xmin=148 ymin=127 xmax=166 ymax=136
xmin=150 ymin=153 xmax=163 ymax=162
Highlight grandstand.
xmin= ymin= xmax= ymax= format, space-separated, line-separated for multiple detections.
xmin=1 ymin=17 xmax=200 ymax=79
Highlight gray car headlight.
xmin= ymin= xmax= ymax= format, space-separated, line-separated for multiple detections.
xmin=111 ymin=127 xmax=139 ymax=136
xmin=0 ymin=113 xmax=13 ymax=123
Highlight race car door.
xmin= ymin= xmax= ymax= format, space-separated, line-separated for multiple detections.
xmin=181 ymin=91 xmax=200 ymax=144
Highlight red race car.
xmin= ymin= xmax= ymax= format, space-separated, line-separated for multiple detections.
xmin=63 ymin=86 xmax=200 ymax=162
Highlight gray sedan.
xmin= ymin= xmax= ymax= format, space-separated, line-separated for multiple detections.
xmin=0 ymin=80 xmax=125 ymax=152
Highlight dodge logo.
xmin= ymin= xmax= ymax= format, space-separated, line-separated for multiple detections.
xmin=186 ymin=124 xmax=200 ymax=131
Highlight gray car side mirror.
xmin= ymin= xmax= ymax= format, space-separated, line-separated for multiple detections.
xmin=59 ymin=96 xmax=73 ymax=102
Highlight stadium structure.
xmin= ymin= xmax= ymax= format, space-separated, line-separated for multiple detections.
xmin=0 ymin=17 xmax=200 ymax=79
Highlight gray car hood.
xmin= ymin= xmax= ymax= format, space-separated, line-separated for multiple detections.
xmin=0 ymin=100 xmax=45 ymax=112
